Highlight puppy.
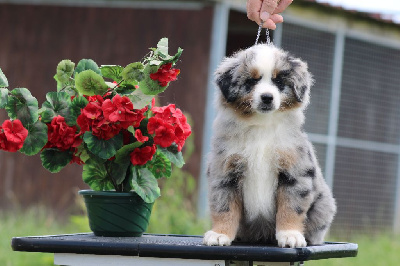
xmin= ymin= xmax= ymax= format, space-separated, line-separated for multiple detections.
xmin=203 ymin=44 xmax=336 ymax=248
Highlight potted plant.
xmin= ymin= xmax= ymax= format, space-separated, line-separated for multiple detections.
xmin=0 ymin=38 xmax=191 ymax=237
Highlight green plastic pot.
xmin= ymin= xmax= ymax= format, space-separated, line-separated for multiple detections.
xmin=79 ymin=190 xmax=154 ymax=237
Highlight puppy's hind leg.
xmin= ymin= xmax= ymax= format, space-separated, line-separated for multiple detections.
xmin=203 ymin=154 xmax=245 ymax=246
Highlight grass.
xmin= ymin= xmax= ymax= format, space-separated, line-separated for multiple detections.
xmin=307 ymin=234 xmax=400 ymax=266
xmin=0 ymin=206 xmax=90 ymax=266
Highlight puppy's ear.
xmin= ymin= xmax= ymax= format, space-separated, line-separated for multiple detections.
xmin=288 ymin=57 xmax=313 ymax=103
xmin=215 ymin=60 xmax=239 ymax=103
xmin=216 ymin=70 xmax=236 ymax=102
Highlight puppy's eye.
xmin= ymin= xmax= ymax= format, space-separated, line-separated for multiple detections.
xmin=272 ymin=76 xmax=285 ymax=91
xmin=243 ymin=76 xmax=262 ymax=92
xmin=248 ymin=76 xmax=262 ymax=83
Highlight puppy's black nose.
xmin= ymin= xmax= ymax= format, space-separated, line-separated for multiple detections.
xmin=261 ymin=93 xmax=274 ymax=104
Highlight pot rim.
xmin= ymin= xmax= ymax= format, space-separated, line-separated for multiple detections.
xmin=78 ymin=189 xmax=140 ymax=197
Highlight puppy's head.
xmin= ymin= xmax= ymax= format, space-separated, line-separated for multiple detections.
xmin=215 ymin=44 xmax=313 ymax=117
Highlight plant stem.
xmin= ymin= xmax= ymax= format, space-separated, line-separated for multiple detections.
xmin=105 ymin=164 xmax=122 ymax=192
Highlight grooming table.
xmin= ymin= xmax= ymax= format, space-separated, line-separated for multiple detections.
xmin=11 ymin=233 xmax=358 ymax=266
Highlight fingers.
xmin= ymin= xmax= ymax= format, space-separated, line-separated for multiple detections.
xmin=260 ymin=0 xmax=279 ymax=15
xmin=275 ymin=0 xmax=293 ymax=14
xmin=247 ymin=0 xmax=263 ymax=24
xmin=247 ymin=0 xmax=287 ymax=29
xmin=260 ymin=13 xmax=283 ymax=29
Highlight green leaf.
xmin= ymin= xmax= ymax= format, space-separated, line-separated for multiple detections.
xmin=149 ymin=59 xmax=163 ymax=66
xmin=156 ymin=38 xmax=169 ymax=57
xmin=40 ymin=148 xmax=73 ymax=173
xmin=146 ymin=150 xmax=172 ymax=179
xmin=41 ymin=92 xmax=71 ymax=123
xmin=69 ymin=95 xmax=88 ymax=125
xmin=108 ymin=159 xmax=130 ymax=186
xmin=75 ymin=144 xmax=90 ymax=163
xmin=114 ymin=141 xmax=142 ymax=165
xmin=6 ymin=88 xmax=39 ymax=126
xmin=121 ymin=62 xmax=145 ymax=84
xmin=139 ymin=64 xmax=167 ymax=96
xmin=130 ymin=166 xmax=160 ymax=203
xmin=83 ymin=132 xmax=123 ymax=160
xmin=75 ymin=70 xmax=108 ymax=96
xmin=74 ymin=59 xmax=101 ymax=76
xmin=56 ymin=59 xmax=75 ymax=83
xmin=82 ymin=158 xmax=114 ymax=191
xmin=158 ymin=147 xmax=185 ymax=168
xmin=114 ymin=84 xmax=137 ymax=95
xmin=0 ymin=88 xmax=9 ymax=108
xmin=153 ymin=38 xmax=182 ymax=65
xmin=100 ymin=65 xmax=124 ymax=82
xmin=0 ymin=68 xmax=8 ymax=87
xmin=168 ymin=47 xmax=183 ymax=65
xmin=126 ymin=87 xmax=154 ymax=109
xmin=19 ymin=120 xmax=48 ymax=156
xmin=54 ymin=73 xmax=76 ymax=93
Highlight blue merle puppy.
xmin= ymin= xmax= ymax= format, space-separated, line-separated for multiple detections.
xmin=203 ymin=44 xmax=336 ymax=248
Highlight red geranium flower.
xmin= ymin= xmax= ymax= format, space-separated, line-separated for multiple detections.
xmin=147 ymin=117 xmax=165 ymax=135
xmin=102 ymin=94 xmax=145 ymax=129
xmin=135 ymin=129 xmax=149 ymax=143
xmin=91 ymin=118 xmax=121 ymax=140
xmin=174 ymin=122 xmax=191 ymax=151
xmin=153 ymin=124 xmax=175 ymax=148
xmin=46 ymin=116 xmax=82 ymax=150
xmin=148 ymin=104 xmax=191 ymax=151
xmin=150 ymin=63 xmax=180 ymax=87
xmin=0 ymin=119 xmax=28 ymax=152
xmin=80 ymin=101 xmax=103 ymax=120
xmin=130 ymin=145 xmax=156 ymax=166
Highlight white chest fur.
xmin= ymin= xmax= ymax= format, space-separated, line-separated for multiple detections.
xmin=240 ymin=125 xmax=279 ymax=222
xmin=217 ymin=114 xmax=288 ymax=222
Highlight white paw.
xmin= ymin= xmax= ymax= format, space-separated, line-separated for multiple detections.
xmin=203 ymin=230 xmax=232 ymax=246
xmin=276 ymin=230 xmax=307 ymax=248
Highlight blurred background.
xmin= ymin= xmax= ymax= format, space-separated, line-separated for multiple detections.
xmin=1 ymin=0 xmax=400 ymax=265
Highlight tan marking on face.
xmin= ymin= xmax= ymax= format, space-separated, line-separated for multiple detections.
xmin=276 ymin=187 xmax=305 ymax=233
xmin=278 ymin=94 xmax=302 ymax=111
xmin=210 ymin=199 xmax=242 ymax=240
xmin=250 ymin=68 xmax=261 ymax=80
xmin=276 ymin=149 xmax=298 ymax=170
xmin=272 ymin=69 xmax=279 ymax=79
xmin=222 ymin=93 xmax=255 ymax=118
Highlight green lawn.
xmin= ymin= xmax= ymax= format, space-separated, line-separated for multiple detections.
xmin=308 ymin=234 xmax=400 ymax=266
xmin=1 ymin=206 xmax=90 ymax=266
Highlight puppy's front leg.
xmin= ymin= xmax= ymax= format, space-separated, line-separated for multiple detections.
xmin=275 ymin=171 xmax=312 ymax=248
xmin=204 ymin=199 xmax=242 ymax=246
xmin=203 ymin=154 xmax=245 ymax=246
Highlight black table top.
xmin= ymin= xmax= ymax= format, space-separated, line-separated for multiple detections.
xmin=11 ymin=233 xmax=358 ymax=262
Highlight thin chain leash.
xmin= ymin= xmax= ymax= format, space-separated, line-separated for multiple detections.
xmin=254 ymin=20 xmax=271 ymax=45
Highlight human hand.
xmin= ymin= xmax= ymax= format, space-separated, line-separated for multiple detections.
xmin=247 ymin=0 xmax=293 ymax=29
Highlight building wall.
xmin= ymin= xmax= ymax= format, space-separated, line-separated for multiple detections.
xmin=0 ymin=3 xmax=213 ymax=212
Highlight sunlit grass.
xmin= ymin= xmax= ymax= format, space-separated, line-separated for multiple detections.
xmin=308 ymin=233 xmax=400 ymax=266
xmin=0 ymin=206 xmax=90 ymax=266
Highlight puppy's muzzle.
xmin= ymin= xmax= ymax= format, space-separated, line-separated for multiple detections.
xmin=259 ymin=93 xmax=274 ymax=112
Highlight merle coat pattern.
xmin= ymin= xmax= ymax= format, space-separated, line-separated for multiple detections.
xmin=203 ymin=44 xmax=336 ymax=248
